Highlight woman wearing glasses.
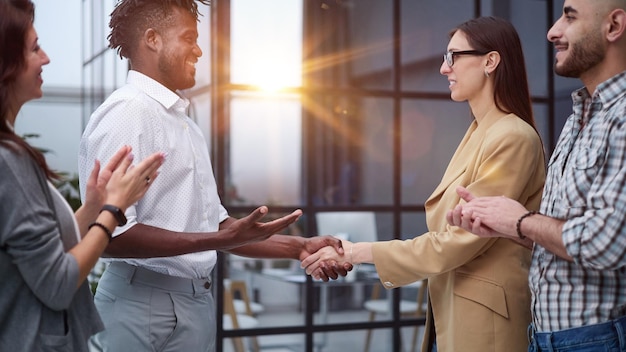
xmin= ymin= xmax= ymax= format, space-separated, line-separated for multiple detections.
xmin=303 ymin=16 xmax=545 ymax=352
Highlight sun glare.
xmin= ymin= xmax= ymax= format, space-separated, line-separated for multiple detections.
xmin=231 ymin=0 xmax=302 ymax=94
xmin=252 ymin=62 xmax=301 ymax=93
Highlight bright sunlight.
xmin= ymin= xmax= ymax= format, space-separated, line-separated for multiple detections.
xmin=231 ymin=0 xmax=302 ymax=92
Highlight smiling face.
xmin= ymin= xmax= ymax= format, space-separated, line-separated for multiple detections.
xmin=12 ymin=25 xmax=50 ymax=108
xmin=547 ymin=0 xmax=607 ymax=79
xmin=439 ymin=30 xmax=487 ymax=103
xmin=155 ymin=6 xmax=202 ymax=91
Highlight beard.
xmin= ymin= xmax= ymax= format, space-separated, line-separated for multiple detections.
xmin=158 ymin=51 xmax=196 ymax=91
xmin=554 ymin=31 xmax=605 ymax=78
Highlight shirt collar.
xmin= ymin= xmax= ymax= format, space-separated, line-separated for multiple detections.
xmin=127 ymin=70 xmax=190 ymax=111
xmin=572 ymin=70 xmax=626 ymax=107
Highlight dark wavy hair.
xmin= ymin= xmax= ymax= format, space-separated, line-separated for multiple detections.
xmin=0 ymin=0 xmax=57 ymax=179
xmin=450 ymin=16 xmax=537 ymax=131
xmin=108 ymin=0 xmax=209 ymax=59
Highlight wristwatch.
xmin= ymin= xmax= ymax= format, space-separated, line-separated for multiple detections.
xmin=100 ymin=204 xmax=127 ymax=226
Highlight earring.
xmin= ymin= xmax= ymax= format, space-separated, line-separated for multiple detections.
xmin=484 ymin=70 xmax=490 ymax=78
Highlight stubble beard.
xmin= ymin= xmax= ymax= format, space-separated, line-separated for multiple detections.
xmin=554 ymin=31 xmax=605 ymax=79
xmin=158 ymin=52 xmax=195 ymax=91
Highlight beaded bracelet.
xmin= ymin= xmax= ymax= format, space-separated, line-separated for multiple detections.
xmin=88 ymin=222 xmax=113 ymax=242
xmin=516 ymin=211 xmax=539 ymax=239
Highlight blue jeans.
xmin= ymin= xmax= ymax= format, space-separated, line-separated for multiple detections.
xmin=528 ymin=316 xmax=626 ymax=352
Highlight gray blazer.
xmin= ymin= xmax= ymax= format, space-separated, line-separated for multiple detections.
xmin=0 ymin=145 xmax=103 ymax=351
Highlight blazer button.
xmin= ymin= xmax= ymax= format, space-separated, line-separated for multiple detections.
xmin=384 ymin=281 xmax=394 ymax=288
xmin=204 ymin=281 xmax=211 ymax=289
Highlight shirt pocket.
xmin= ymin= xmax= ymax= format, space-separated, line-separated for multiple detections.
xmin=563 ymin=146 xmax=600 ymax=208
xmin=572 ymin=146 xmax=599 ymax=170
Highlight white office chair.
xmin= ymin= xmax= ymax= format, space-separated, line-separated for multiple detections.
xmin=225 ymin=279 xmax=265 ymax=316
xmin=223 ymin=282 xmax=260 ymax=352
xmin=363 ymin=279 xmax=428 ymax=352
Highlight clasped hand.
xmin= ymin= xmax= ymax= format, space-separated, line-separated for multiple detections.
xmin=446 ymin=186 xmax=534 ymax=249
xmin=301 ymin=240 xmax=353 ymax=281
xmin=83 ymin=145 xmax=165 ymax=211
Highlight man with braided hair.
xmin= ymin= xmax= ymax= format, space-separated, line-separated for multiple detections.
xmin=79 ymin=1 xmax=349 ymax=350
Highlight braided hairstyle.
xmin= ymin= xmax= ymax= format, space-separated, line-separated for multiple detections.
xmin=108 ymin=0 xmax=209 ymax=59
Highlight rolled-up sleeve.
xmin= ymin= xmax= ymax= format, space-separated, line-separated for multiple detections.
xmin=562 ymin=116 xmax=626 ymax=270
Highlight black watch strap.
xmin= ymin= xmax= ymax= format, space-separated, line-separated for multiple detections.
xmin=100 ymin=204 xmax=127 ymax=226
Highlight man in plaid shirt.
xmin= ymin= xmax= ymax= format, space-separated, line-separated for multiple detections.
xmin=447 ymin=0 xmax=626 ymax=351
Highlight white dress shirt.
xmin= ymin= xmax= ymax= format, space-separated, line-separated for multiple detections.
xmin=79 ymin=70 xmax=228 ymax=279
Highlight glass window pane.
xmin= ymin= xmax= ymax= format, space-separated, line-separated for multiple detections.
xmin=360 ymin=98 xmax=394 ymax=205
xmin=401 ymin=211 xmax=428 ymax=240
xmin=231 ymin=0 xmax=302 ymax=89
xmin=510 ymin=2 xmax=549 ymax=97
xmin=304 ymin=0 xmax=393 ymax=90
xmin=401 ymin=99 xmax=470 ymax=204
xmin=82 ymin=0 xmax=93 ymax=60
xmin=15 ymin=102 xmax=82 ymax=175
xmin=532 ymin=102 xmax=550 ymax=155
xmin=308 ymin=97 xmax=394 ymax=206
xmin=347 ymin=0 xmax=393 ymax=90
xmin=230 ymin=92 xmax=302 ymax=206
xmin=189 ymin=92 xmax=212 ymax=147
xmin=401 ymin=0 xmax=474 ymax=92
xmin=195 ymin=3 xmax=211 ymax=88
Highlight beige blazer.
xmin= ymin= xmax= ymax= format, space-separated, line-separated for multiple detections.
xmin=372 ymin=111 xmax=546 ymax=352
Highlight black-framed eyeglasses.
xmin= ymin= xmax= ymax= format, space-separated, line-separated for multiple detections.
xmin=443 ymin=50 xmax=489 ymax=67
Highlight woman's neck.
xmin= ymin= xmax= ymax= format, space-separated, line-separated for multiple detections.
xmin=5 ymin=102 xmax=19 ymax=129
xmin=469 ymin=100 xmax=503 ymax=124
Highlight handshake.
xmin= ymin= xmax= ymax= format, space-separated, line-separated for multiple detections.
xmin=299 ymin=238 xmax=358 ymax=281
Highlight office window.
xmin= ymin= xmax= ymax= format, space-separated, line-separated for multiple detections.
xmin=81 ymin=1 xmax=556 ymax=351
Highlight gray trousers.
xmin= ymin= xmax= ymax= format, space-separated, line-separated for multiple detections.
xmin=89 ymin=262 xmax=215 ymax=352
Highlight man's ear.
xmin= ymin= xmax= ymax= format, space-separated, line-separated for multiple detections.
xmin=144 ymin=28 xmax=160 ymax=52
xmin=606 ymin=9 xmax=626 ymax=43
xmin=485 ymin=51 xmax=501 ymax=76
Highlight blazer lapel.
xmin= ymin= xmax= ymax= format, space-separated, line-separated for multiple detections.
xmin=427 ymin=110 xmax=509 ymax=204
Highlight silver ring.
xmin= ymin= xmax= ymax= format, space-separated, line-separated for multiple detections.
xmin=145 ymin=176 xmax=151 ymax=184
